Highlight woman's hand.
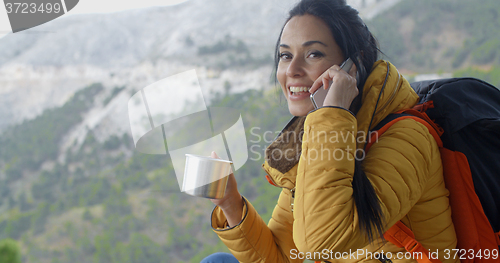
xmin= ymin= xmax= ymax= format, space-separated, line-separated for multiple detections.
xmin=209 ymin=151 xmax=243 ymax=227
xmin=309 ymin=62 xmax=359 ymax=109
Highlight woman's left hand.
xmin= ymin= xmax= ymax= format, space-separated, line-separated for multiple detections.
xmin=309 ymin=62 xmax=359 ymax=109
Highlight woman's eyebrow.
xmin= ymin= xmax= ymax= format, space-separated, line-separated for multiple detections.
xmin=279 ymin=40 xmax=327 ymax=49
xmin=303 ymin=40 xmax=327 ymax=47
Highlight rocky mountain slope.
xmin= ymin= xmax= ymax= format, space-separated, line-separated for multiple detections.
xmin=0 ymin=0 xmax=296 ymax=133
xmin=0 ymin=0 xmax=404 ymax=134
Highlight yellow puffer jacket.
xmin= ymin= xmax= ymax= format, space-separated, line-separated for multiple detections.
xmin=211 ymin=60 xmax=458 ymax=262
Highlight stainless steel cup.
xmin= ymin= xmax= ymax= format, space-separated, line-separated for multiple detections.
xmin=182 ymin=154 xmax=233 ymax=199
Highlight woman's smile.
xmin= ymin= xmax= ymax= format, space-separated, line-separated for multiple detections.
xmin=287 ymin=84 xmax=311 ymax=101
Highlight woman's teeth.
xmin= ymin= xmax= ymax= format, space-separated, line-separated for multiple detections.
xmin=290 ymin=86 xmax=310 ymax=94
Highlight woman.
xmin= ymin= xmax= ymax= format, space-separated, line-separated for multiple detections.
xmin=202 ymin=0 xmax=457 ymax=262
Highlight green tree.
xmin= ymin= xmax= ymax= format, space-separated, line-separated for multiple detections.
xmin=0 ymin=239 xmax=21 ymax=263
xmin=82 ymin=208 xmax=93 ymax=221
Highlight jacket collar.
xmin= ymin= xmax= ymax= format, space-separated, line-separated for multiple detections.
xmin=355 ymin=60 xmax=419 ymax=148
xmin=262 ymin=116 xmax=304 ymax=189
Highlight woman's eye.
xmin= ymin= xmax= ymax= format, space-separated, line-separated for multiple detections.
xmin=308 ymin=51 xmax=324 ymax=58
xmin=279 ymin=53 xmax=291 ymax=60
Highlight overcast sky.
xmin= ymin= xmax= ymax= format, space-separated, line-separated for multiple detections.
xmin=0 ymin=0 xmax=189 ymax=39
xmin=0 ymin=0 xmax=371 ymax=40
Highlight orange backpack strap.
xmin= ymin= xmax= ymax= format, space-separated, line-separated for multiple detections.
xmin=384 ymin=221 xmax=442 ymax=263
xmin=365 ymin=113 xmax=443 ymax=152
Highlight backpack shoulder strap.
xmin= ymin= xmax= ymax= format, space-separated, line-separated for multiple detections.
xmin=384 ymin=221 xmax=442 ymax=263
xmin=365 ymin=111 xmax=443 ymax=153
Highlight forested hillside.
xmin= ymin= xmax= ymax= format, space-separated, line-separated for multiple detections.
xmin=367 ymin=0 xmax=500 ymax=86
xmin=0 ymin=82 xmax=289 ymax=262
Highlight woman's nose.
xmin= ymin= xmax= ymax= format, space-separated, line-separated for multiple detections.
xmin=286 ymin=57 xmax=305 ymax=78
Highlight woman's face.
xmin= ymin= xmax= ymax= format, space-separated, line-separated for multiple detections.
xmin=277 ymin=14 xmax=345 ymax=116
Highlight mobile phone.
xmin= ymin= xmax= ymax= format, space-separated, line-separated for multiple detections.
xmin=310 ymin=58 xmax=354 ymax=109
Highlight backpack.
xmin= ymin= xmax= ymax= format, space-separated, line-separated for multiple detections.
xmin=366 ymin=78 xmax=500 ymax=263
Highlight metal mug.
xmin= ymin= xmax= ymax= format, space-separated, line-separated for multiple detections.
xmin=182 ymin=154 xmax=232 ymax=199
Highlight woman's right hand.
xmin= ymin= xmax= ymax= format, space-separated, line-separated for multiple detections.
xmin=309 ymin=62 xmax=358 ymax=109
xmin=209 ymin=151 xmax=244 ymax=227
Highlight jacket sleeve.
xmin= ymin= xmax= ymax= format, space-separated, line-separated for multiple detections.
xmin=211 ymin=191 xmax=304 ymax=263
xmin=293 ymin=107 xmax=438 ymax=253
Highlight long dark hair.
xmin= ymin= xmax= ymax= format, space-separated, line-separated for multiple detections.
xmin=274 ymin=0 xmax=384 ymax=241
